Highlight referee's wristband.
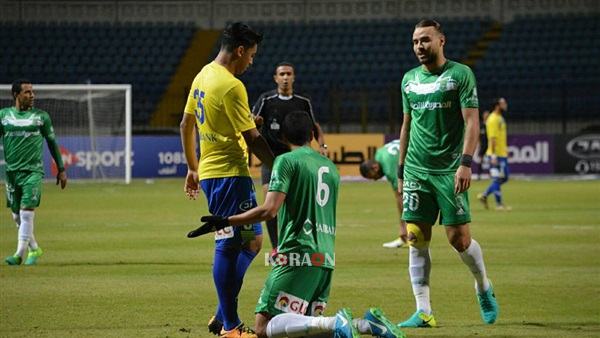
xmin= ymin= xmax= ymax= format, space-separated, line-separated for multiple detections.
xmin=460 ymin=154 xmax=473 ymax=168
xmin=397 ymin=164 xmax=405 ymax=180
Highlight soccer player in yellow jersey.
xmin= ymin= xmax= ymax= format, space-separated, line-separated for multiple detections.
xmin=478 ymin=98 xmax=511 ymax=211
xmin=180 ymin=22 xmax=274 ymax=338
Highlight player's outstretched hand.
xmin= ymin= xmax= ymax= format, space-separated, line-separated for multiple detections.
xmin=56 ymin=170 xmax=67 ymax=189
xmin=187 ymin=215 xmax=230 ymax=238
xmin=184 ymin=169 xmax=199 ymax=200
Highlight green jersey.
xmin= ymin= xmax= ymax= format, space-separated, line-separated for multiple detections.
xmin=375 ymin=140 xmax=400 ymax=191
xmin=401 ymin=60 xmax=479 ymax=174
xmin=0 ymin=107 xmax=64 ymax=173
xmin=268 ymin=146 xmax=340 ymax=269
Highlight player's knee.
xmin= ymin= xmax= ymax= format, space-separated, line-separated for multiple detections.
xmin=449 ymin=234 xmax=471 ymax=252
xmin=254 ymin=313 xmax=270 ymax=338
xmin=406 ymin=223 xmax=429 ymax=249
xmin=254 ymin=324 xmax=267 ymax=338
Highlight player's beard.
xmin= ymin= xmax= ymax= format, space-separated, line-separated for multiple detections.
xmin=19 ymin=98 xmax=33 ymax=110
xmin=418 ymin=49 xmax=436 ymax=65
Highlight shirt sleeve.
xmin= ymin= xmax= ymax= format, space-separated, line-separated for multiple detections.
xmin=223 ymin=83 xmax=256 ymax=133
xmin=183 ymin=86 xmax=197 ymax=115
xmin=305 ymin=97 xmax=317 ymax=123
xmin=459 ymin=66 xmax=479 ymax=108
xmin=401 ymin=76 xmax=411 ymax=114
xmin=268 ymin=156 xmax=293 ymax=194
xmin=251 ymin=93 xmax=265 ymax=116
xmin=41 ymin=112 xmax=65 ymax=171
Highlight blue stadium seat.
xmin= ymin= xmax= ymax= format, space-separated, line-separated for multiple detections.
xmin=0 ymin=22 xmax=194 ymax=125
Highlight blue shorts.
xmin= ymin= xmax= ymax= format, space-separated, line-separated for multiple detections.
xmin=200 ymin=176 xmax=262 ymax=248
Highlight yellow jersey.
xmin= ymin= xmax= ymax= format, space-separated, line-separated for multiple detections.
xmin=184 ymin=61 xmax=256 ymax=179
xmin=485 ymin=111 xmax=508 ymax=157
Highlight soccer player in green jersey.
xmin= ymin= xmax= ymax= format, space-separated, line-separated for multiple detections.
xmin=189 ymin=111 xmax=405 ymax=338
xmin=360 ymin=140 xmax=408 ymax=248
xmin=1 ymin=79 xmax=67 ymax=266
xmin=396 ymin=20 xmax=499 ymax=327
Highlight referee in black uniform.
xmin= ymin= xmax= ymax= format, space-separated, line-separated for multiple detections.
xmin=252 ymin=61 xmax=327 ymax=251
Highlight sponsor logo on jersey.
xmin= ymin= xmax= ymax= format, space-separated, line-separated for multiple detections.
xmin=411 ymin=101 xmax=453 ymax=110
xmin=274 ymin=291 xmax=308 ymax=315
xmin=3 ymin=130 xmax=41 ymax=138
xmin=404 ymin=74 xmax=458 ymax=95
xmin=239 ymin=199 xmax=254 ymax=211
xmin=302 ymin=219 xmax=313 ymax=235
xmin=310 ymin=301 xmax=327 ymax=316
xmin=1 ymin=114 xmax=43 ymax=127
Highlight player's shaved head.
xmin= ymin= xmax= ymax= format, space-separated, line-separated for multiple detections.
xmin=281 ymin=111 xmax=313 ymax=146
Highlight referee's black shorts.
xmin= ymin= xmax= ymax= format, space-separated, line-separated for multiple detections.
xmin=261 ymin=165 xmax=271 ymax=186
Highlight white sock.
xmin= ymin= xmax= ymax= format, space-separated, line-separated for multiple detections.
xmin=28 ymin=233 xmax=39 ymax=251
xmin=409 ymin=244 xmax=432 ymax=314
xmin=353 ymin=318 xmax=372 ymax=334
xmin=266 ymin=313 xmax=334 ymax=337
xmin=12 ymin=212 xmax=20 ymax=228
xmin=16 ymin=210 xmax=35 ymax=258
xmin=458 ymin=239 xmax=490 ymax=293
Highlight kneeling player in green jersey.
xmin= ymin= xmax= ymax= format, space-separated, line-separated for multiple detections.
xmin=1 ymin=79 xmax=67 ymax=266
xmin=360 ymin=139 xmax=408 ymax=248
xmin=189 ymin=112 xmax=405 ymax=338
xmin=396 ymin=20 xmax=499 ymax=327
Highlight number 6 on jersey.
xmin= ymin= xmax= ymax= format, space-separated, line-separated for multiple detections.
xmin=316 ymin=166 xmax=330 ymax=207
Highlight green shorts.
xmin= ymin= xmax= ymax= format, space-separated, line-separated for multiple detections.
xmin=256 ymin=265 xmax=333 ymax=316
xmin=4 ymin=171 xmax=43 ymax=213
xmin=401 ymin=169 xmax=471 ymax=226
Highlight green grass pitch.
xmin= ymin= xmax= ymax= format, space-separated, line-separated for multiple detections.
xmin=1 ymin=178 xmax=599 ymax=337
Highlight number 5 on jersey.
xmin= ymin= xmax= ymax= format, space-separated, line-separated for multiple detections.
xmin=193 ymin=89 xmax=206 ymax=124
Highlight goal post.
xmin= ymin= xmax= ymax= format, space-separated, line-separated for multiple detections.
xmin=0 ymin=84 xmax=132 ymax=184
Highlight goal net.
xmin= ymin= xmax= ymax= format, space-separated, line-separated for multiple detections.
xmin=0 ymin=84 xmax=132 ymax=183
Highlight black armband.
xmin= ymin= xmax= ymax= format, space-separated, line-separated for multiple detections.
xmin=397 ymin=164 xmax=405 ymax=180
xmin=460 ymin=154 xmax=473 ymax=168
